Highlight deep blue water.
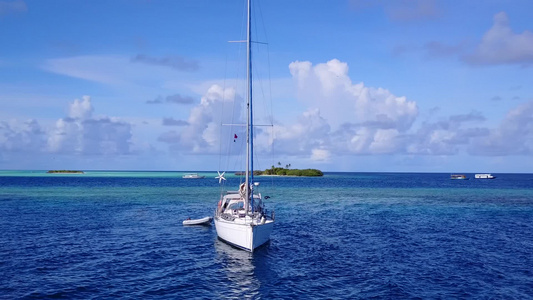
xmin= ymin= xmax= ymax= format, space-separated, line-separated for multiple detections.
xmin=1 ymin=171 xmax=532 ymax=299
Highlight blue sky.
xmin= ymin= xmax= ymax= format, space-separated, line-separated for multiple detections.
xmin=1 ymin=0 xmax=532 ymax=173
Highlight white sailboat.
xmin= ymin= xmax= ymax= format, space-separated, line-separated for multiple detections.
xmin=214 ymin=0 xmax=274 ymax=252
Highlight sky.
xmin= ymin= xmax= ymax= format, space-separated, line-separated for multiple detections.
xmin=1 ymin=0 xmax=532 ymax=173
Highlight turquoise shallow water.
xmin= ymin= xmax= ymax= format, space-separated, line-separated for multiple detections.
xmin=1 ymin=171 xmax=532 ymax=299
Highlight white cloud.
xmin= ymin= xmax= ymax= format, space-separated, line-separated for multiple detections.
xmin=285 ymin=59 xmax=418 ymax=156
xmin=31 ymin=58 xmax=529 ymax=168
xmin=274 ymin=108 xmax=331 ymax=157
xmin=469 ymin=100 xmax=533 ymax=155
xmin=464 ymin=12 xmax=533 ymax=66
xmin=289 ymin=61 xmax=312 ymax=88
xmin=289 ymin=59 xmax=418 ymax=132
xmin=369 ymin=129 xmax=401 ymax=153
xmin=158 ymin=84 xmax=240 ymax=154
xmin=0 ymin=119 xmax=46 ymax=152
xmin=279 ymin=59 xmax=533 ymax=159
xmin=43 ymin=56 xmax=130 ymax=86
xmin=47 ymin=96 xmax=132 ymax=155
xmin=42 ymin=55 xmax=196 ymax=88
xmin=0 ymin=96 xmax=133 ymax=158
xmin=69 ymin=95 xmax=94 ymax=119
xmin=311 ymin=149 xmax=330 ymax=161
xmin=47 ymin=118 xmax=81 ymax=153
xmin=406 ymin=111 xmax=490 ymax=155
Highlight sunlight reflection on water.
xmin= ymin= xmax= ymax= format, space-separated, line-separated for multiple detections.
xmin=214 ymin=240 xmax=260 ymax=299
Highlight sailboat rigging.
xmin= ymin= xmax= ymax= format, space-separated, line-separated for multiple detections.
xmin=214 ymin=0 xmax=275 ymax=252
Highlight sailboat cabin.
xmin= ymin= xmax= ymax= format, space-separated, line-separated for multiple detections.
xmin=218 ymin=192 xmax=263 ymax=219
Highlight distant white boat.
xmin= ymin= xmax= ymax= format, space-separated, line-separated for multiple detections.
xmin=182 ymin=173 xmax=205 ymax=179
xmin=475 ymin=173 xmax=496 ymax=179
xmin=183 ymin=216 xmax=212 ymax=226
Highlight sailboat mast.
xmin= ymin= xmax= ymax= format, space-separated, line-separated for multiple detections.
xmin=244 ymin=0 xmax=252 ymax=212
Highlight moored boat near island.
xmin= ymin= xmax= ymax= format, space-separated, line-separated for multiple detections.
xmin=182 ymin=173 xmax=205 ymax=179
xmin=475 ymin=173 xmax=496 ymax=179
xmin=451 ymin=174 xmax=468 ymax=180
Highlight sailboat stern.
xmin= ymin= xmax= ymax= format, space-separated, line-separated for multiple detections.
xmin=251 ymin=219 xmax=274 ymax=250
xmin=214 ymin=217 xmax=274 ymax=252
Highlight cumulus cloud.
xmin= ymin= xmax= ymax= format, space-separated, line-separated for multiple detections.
xmin=47 ymin=96 xmax=132 ymax=155
xmin=153 ymin=58 xmax=530 ymax=162
xmin=469 ymin=100 xmax=533 ymax=155
xmin=463 ymin=12 xmax=533 ymax=66
xmin=0 ymin=119 xmax=46 ymax=152
xmin=157 ymin=130 xmax=180 ymax=144
xmin=0 ymin=96 xmax=133 ymax=159
xmin=290 ymin=59 xmax=418 ymax=132
xmin=69 ymin=95 xmax=94 ymax=119
xmin=131 ymin=54 xmax=199 ymax=72
xmin=421 ymin=12 xmax=533 ymax=66
xmin=311 ymin=149 xmax=330 ymax=161
xmin=0 ymin=0 xmax=27 ymax=15
xmin=285 ymin=59 xmax=418 ymax=157
xmin=279 ymin=59 xmax=531 ymax=159
xmin=407 ymin=111 xmax=489 ymax=155
xmin=158 ymin=84 xmax=240 ymax=154
xmin=274 ymin=108 xmax=331 ymax=157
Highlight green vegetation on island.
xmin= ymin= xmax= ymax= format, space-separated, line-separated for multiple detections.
xmin=257 ymin=168 xmax=323 ymax=176
xmin=47 ymin=170 xmax=84 ymax=174
xmin=256 ymin=162 xmax=323 ymax=177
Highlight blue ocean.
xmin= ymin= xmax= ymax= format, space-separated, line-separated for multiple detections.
xmin=1 ymin=171 xmax=532 ymax=299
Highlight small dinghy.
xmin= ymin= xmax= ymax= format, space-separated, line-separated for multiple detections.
xmin=183 ymin=216 xmax=212 ymax=226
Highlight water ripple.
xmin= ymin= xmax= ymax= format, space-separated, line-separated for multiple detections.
xmin=1 ymin=173 xmax=533 ymax=299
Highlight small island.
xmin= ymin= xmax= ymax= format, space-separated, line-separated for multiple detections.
xmin=256 ymin=162 xmax=323 ymax=177
xmin=256 ymin=168 xmax=323 ymax=177
xmin=47 ymin=170 xmax=85 ymax=174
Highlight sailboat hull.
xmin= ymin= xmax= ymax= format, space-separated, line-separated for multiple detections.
xmin=214 ymin=218 xmax=274 ymax=252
